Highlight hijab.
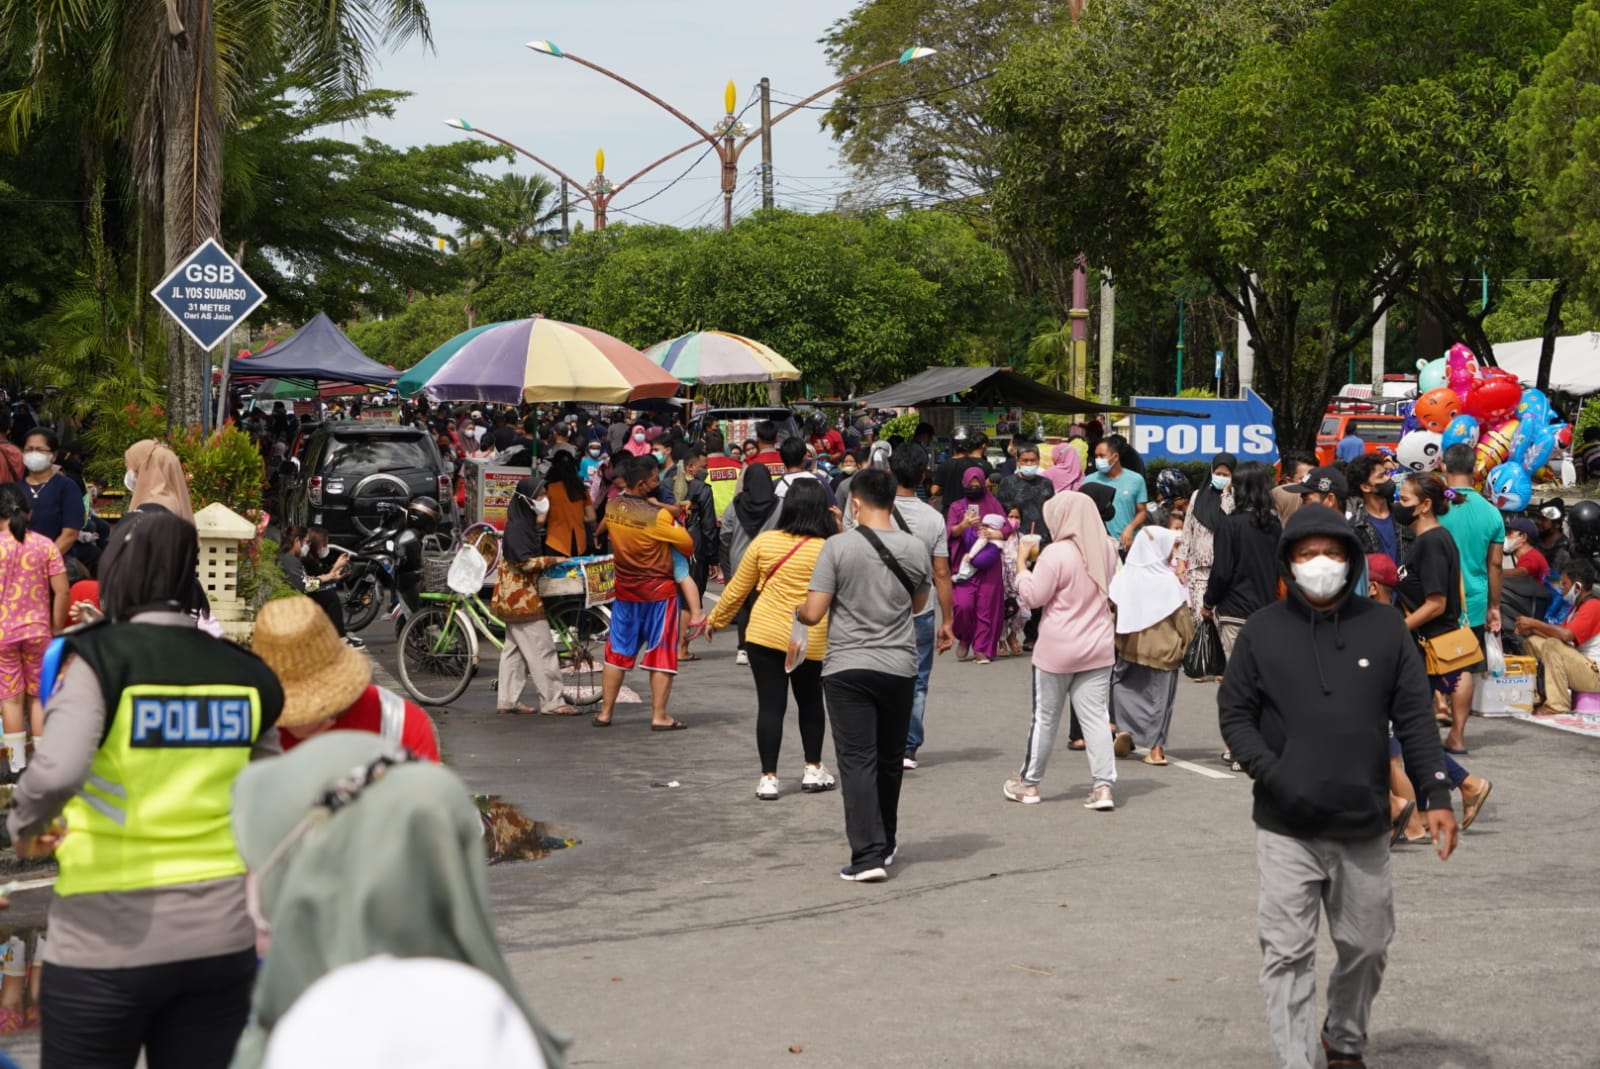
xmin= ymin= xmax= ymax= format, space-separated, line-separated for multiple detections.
xmin=622 ymin=423 xmax=651 ymax=457
xmin=1190 ymin=451 xmax=1236 ymax=532
xmin=733 ymin=463 xmax=778 ymax=536
xmin=1108 ymin=526 xmax=1185 ymax=633
xmin=503 ymin=474 xmax=545 ymax=564
xmin=98 ymin=506 xmax=202 ymax=619
xmin=125 ymin=439 xmax=194 ymax=524
xmin=1045 ymin=442 xmax=1083 ymax=492
xmin=1044 ymin=491 xmax=1116 ymax=598
xmin=945 ymin=465 xmax=1004 ymax=529
xmin=229 ymin=733 xmax=567 ymax=1069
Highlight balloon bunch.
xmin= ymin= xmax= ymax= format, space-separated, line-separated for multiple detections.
xmin=1400 ymin=344 xmax=1567 ymax=511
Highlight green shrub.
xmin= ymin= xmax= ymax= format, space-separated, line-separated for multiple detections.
xmin=878 ymin=411 xmax=922 ymax=440
xmin=1144 ymin=460 xmax=1214 ymax=500
xmin=82 ymin=404 xmax=168 ymax=486
xmin=238 ymin=538 xmax=298 ymax=608
xmin=174 ymin=424 xmax=265 ymax=513
xmin=1577 ymin=396 xmax=1600 ymax=444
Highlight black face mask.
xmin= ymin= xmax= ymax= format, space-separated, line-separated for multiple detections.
xmin=1391 ymin=501 xmax=1418 ymax=526
xmin=964 ymin=485 xmax=985 ymax=501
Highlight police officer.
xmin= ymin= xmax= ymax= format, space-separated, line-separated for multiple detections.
xmin=8 ymin=507 xmax=284 ymax=1069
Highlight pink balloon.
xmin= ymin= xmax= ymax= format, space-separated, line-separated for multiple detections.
xmin=1446 ymin=343 xmax=1478 ymax=400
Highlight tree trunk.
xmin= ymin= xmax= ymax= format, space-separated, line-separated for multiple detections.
xmin=160 ymin=0 xmax=221 ymax=430
xmin=1537 ymin=279 xmax=1569 ymax=394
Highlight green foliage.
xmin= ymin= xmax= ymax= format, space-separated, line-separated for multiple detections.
xmin=1577 ymin=395 xmax=1600 ymax=442
xmin=173 ymin=425 xmax=266 ymax=512
xmin=1144 ymin=460 xmax=1214 ymax=500
xmin=82 ymin=405 xmax=169 ymax=486
xmin=878 ymin=412 xmax=922 ymax=440
xmin=239 ymin=538 xmax=298 ymax=610
xmin=1484 ymin=279 xmax=1600 ymax=342
xmin=345 ymin=294 xmax=473 ymax=370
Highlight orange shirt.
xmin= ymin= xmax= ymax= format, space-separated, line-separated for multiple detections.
xmin=606 ymin=495 xmax=693 ymax=602
xmin=544 ymin=482 xmax=589 ymax=557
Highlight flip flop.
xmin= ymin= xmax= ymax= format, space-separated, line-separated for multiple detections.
xmin=678 ymin=652 xmax=701 ymax=662
xmin=1141 ymin=753 xmax=1169 ymax=766
xmin=591 ymin=714 xmax=612 ymax=728
xmin=1443 ymin=745 xmax=1469 ymax=755
xmin=540 ymin=706 xmax=581 ymax=716
xmin=650 ymin=718 xmax=689 ymax=732
xmin=1390 ymin=799 xmax=1416 ymax=846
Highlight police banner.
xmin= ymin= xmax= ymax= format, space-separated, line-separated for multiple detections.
xmin=1131 ymin=388 xmax=1279 ymax=465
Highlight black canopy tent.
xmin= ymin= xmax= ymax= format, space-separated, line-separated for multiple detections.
xmin=850 ymin=367 xmax=1205 ymax=418
xmin=226 ymin=312 xmax=396 ymax=386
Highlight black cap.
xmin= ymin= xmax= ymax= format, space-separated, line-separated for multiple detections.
xmin=1283 ymin=466 xmax=1348 ymax=500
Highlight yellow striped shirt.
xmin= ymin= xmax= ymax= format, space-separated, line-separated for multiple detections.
xmin=708 ymin=530 xmax=828 ymax=660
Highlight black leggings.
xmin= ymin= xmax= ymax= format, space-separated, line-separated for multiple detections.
xmin=309 ymin=584 xmax=347 ymax=637
xmin=747 ymin=643 xmax=825 ymax=771
xmin=41 ymin=947 xmax=256 ymax=1069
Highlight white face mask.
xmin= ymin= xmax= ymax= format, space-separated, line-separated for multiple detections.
xmin=296 ymin=544 xmax=310 ymax=558
xmin=23 ymin=452 xmax=52 ymax=474
xmin=633 ymin=430 xmax=647 ymax=443
xmin=533 ymin=495 xmax=550 ymax=517
xmin=125 ymin=469 xmax=138 ymax=492
xmin=1502 ymin=538 xmax=1517 ymax=555
xmin=317 ymin=545 xmax=331 ymax=559
xmin=1291 ymin=555 xmax=1348 ymax=601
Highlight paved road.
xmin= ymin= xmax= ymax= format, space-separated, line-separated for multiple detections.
xmin=4 ymin=621 xmax=1595 ymax=1068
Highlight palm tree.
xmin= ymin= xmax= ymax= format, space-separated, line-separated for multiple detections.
xmin=0 ymin=0 xmax=434 ymax=427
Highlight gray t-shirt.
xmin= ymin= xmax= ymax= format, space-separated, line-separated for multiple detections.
xmin=892 ymin=495 xmax=948 ymax=619
xmin=810 ymin=526 xmax=932 ymax=677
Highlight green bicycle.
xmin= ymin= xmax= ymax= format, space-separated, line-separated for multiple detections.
xmin=394 ymin=524 xmax=610 ymax=708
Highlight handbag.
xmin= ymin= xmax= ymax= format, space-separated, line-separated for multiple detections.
xmin=1417 ymin=575 xmax=1480 ymax=675
xmin=491 ymin=557 xmax=544 ymax=623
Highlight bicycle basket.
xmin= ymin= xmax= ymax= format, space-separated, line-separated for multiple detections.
xmin=420 ymin=552 xmax=454 ymax=593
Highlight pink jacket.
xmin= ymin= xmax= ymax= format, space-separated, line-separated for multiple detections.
xmin=1016 ymin=535 xmax=1116 ymax=675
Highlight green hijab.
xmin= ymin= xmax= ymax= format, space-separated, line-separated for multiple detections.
xmin=228 ymin=733 xmax=567 ymax=1069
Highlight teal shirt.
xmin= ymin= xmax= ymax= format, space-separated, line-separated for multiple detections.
xmin=1083 ymin=468 xmax=1148 ymax=538
xmin=1437 ymin=487 xmax=1505 ymax=627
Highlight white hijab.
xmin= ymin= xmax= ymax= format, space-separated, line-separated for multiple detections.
xmin=1108 ymin=525 xmax=1185 ymax=634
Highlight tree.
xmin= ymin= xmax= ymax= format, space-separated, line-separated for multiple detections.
xmin=0 ymin=0 xmax=435 ymax=427
xmin=344 ymin=293 xmax=471 ymax=370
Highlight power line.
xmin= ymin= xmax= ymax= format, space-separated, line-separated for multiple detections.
xmin=768 ymin=70 xmax=997 ymax=112
xmin=609 ymin=88 xmax=763 ymax=214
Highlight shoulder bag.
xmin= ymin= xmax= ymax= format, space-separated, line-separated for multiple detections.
xmin=759 ymin=536 xmax=811 ymax=593
xmin=1418 ymin=574 xmax=1480 ymax=675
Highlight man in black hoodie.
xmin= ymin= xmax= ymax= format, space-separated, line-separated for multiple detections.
xmin=1219 ymin=503 xmax=1458 ymax=1069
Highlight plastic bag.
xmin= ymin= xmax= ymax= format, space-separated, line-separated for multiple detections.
xmin=1483 ymin=630 xmax=1506 ymax=677
xmin=1183 ymin=617 xmax=1227 ymax=680
xmin=446 ymin=545 xmax=488 ymax=595
xmin=785 ymin=617 xmax=810 ymax=674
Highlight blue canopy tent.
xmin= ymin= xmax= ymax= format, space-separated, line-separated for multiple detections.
xmin=226 ymin=312 xmax=395 ymax=387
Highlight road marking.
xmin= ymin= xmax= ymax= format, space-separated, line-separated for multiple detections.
xmin=1171 ymin=758 xmax=1235 ymax=780
xmin=4 ymin=876 xmax=57 ymax=893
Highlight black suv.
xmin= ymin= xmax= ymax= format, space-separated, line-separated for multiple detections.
xmin=281 ymin=422 xmax=451 ymax=542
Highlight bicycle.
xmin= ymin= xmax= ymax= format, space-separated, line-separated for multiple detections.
xmin=394 ymin=524 xmax=611 ymax=708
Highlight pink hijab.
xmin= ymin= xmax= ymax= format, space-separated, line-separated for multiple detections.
xmin=622 ymin=424 xmax=651 ymax=457
xmin=1045 ymin=443 xmax=1083 ymax=492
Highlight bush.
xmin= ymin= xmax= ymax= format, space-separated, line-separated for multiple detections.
xmin=1576 ymin=395 xmax=1600 ymax=445
xmin=238 ymin=538 xmax=299 ymax=608
xmin=174 ymin=424 xmax=266 ymax=512
xmin=877 ymin=411 xmax=922 ymax=441
xmin=1144 ymin=460 xmax=1214 ymax=501
xmin=82 ymin=404 xmax=168 ymax=486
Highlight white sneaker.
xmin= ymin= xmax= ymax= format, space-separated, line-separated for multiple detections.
xmin=1003 ymin=778 xmax=1041 ymax=804
xmin=736 ymin=650 xmax=749 ymax=666
xmin=902 ymin=750 xmax=918 ymax=770
xmin=1084 ymin=784 xmax=1115 ymax=811
xmin=885 ymin=848 xmax=897 ymax=867
xmin=755 ymin=774 xmax=779 ymax=800
xmin=801 ymin=763 xmax=836 ymax=792
xmin=839 ymin=865 xmax=888 ymax=882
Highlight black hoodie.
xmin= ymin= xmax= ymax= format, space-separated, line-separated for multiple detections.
xmin=1218 ymin=503 xmax=1451 ymax=840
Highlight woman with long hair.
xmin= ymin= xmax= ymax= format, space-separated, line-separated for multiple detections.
xmin=705 ymin=479 xmax=838 ymax=799
xmin=542 ymin=450 xmax=595 ymax=558
xmin=1176 ymin=452 xmax=1236 ymax=625
xmin=946 ymin=467 xmax=1011 ymax=663
xmin=0 ymin=484 xmax=69 ymax=775
xmin=1202 ymin=459 xmax=1281 ymax=661
xmin=719 ymin=464 xmax=780 ymax=666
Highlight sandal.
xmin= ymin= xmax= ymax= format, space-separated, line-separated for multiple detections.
xmin=1389 ymin=799 xmax=1416 ymax=846
xmin=1067 ymin=739 xmax=1086 ymax=751
xmin=591 ymin=714 xmax=612 ymax=727
xmin=540 ymin=705 xmax=582 ymax=716
xmin=1141 ymin=752 xmax=1169 ymax=766
xmin=678 ymin=651 xmax=701 ymax=662
xmin=650 ymin=718 xmax=689 ymax=732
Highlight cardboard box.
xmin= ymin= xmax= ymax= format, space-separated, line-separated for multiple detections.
xmin=1472 ymin=655 xmax=1537 ymax=717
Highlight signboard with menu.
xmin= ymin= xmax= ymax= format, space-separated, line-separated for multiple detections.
xmin=463 ymin=458 xmax=526 ymax=530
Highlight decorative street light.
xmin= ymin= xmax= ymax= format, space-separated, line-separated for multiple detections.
xmin=444 ymin=118 xmax=701 ymax=231
xmin=526 ymin=40 xmax=937 ymax=229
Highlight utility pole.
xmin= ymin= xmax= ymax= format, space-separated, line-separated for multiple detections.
xmin=1098 ymin=275 xmax=1115 ymax=404
xmin=559 ymin=178 xmax=570 ymax=241
xmin=760 ymin=77 xmax=774 ymax=210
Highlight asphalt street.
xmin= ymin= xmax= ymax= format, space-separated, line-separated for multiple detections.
xmin=4 ymin=617 xmax=1597 ymax=1068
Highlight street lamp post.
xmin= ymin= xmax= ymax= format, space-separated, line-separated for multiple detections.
xmin=444 ymin=119 xmax=702 ymax=231
xmin=526 ymin=40 xmax=936 ymax=229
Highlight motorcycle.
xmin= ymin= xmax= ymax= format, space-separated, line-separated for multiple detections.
xmin=336 ymin=500 xmax=430 ymax=633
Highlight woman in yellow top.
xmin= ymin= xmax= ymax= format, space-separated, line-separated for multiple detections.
xmin=705 ymin=479 xmax=838 ymax=801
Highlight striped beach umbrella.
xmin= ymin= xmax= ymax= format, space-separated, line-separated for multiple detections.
xmin=640 ymin=331 xmax=801 ymax=385
xmin=397 ymin=322 xmax=505 ymax=398
xmin=422 ymin=316 xmax=681 ymax=404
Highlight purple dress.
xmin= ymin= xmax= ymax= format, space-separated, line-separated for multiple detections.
xmin=945 ymin=464 xmax=1012 ymax=660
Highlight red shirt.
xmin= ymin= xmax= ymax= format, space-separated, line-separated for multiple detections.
xmin=1511 ymin=546 xmax=1549 ymax=584
xmin=280 ymin=684 xmax=441 ymax=761
xmin=750 ymin=450 xmax=785 ymax=477
xmin=1567 ymin=598 xmax=1600 ymax=650
xmin=809 ymin=429 xmax=844 ymax=459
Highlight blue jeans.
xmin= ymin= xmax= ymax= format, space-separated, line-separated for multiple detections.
xmin=906 ymin=612 xmax=936 ymax=753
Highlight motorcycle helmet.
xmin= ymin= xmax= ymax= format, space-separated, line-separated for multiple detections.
xmin=1155 ymin=467 xmax=1192 ymax=505
xmin=1566 ymin=499 xmax=1600 ymax=554
xmin=405 ymin=496 xmax=442 ymax=533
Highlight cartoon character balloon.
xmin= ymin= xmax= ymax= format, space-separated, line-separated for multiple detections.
xmin=1397 ymin=430 xmax=1444 ymax=472
xmin=1398 ymin=400 xmax=1419 ymax=435
xmin=1484 ymin=462 xmax=1533 ymax=511
xmin=1445 ymin=344 xmax=1479 ymax=400
xmin=1416 ymin=357 xmax=1448 ymax=395
xmin=1463 ymin=369 xmax=1521 ymax=427
xmin=1516 ymin=387 xmax=1552 ymax=430
xmin=1509 ymin=417 xmax=1556 ymax=473
xmin=1413 ymin=388 xmax=1462 ymax=433
xmin=1441 ymin=414 xmax=1480 ymax=452
xmin=1474 ymin=419 xmax=1518 ymax=478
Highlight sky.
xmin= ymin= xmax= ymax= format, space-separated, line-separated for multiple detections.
xmin=364 ymin=0 xmax=869 ymax=230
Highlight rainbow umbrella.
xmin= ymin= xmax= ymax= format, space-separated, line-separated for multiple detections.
xmin=422 ymin=316 xmax=681 ymax=404
xmin=397 ymin=322 xmax=505 ymax=399
xmin=640 ymin=330 xmax=800 ymax=385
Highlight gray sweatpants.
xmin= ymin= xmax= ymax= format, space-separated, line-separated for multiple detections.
xmin=1255 ymin=828 xmax=1395 ymax=1069
xmin=1018 ymin=665 xmax=1115 ymax=788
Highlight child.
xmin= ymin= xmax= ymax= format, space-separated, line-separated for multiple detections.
xmin=0 ymin=485 xmax=69 ymax=776
xmin=1000 ymin=507 xmax=1032 ymax=657
xmin=953 ymin=513 xmax=1006 ymax=584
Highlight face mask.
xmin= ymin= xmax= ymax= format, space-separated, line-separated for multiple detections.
xmin=1502 ymin=538 xmax=1518 ymax=555
xmin=840 ymin=465 xmax=857 ymax=476
xmin=1391 ymin=501 xmax=1417 ymax=526
xmin=1291 ymin=555 xmax=1348 ymax=601
xmin=1018 ymin=465 xmax=1040 ymax=477
xmin=534 ymin=496 xmax=550 ymax=517
xmin=964 ymin=485 xmax=985 ymax=501
xmin=297 ymin=544 xmax=310 ymax=558
xmin=317 ymin=545 xmax=331 ymax=560
xmin=122 ymin=470 xmax=136 ymax=492
xmin=654 ymin=452 xmax=667 ymax=465
xmin=1094 ymin=457 xmax=1112 ymax=474
xmin=633 ymin=430 xmax=647 ymax=443
xmin=23 ymin=452 xmax=51 ymax=474
xmin=1211 ymin=474 xmax=1231 ymax=491
xmin=587 ymin=447 xmax=601 ymax=457
xmin=1565 ymin=585 xmax=1580 ymax=605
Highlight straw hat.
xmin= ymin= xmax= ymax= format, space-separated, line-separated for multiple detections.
xmin=253 ymin=596 xmax=372 ymax=728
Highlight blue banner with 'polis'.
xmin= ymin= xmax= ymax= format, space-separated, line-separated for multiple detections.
xmin=1131 ymin=389 xmax=1279 ymax=465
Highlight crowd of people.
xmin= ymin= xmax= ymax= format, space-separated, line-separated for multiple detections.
xmin=0 ymin=394 xmax=1592 ymax=1069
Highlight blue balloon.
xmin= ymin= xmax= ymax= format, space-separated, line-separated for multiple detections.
xmin=1484 ymin=462 xmax=1532 ymax=511
xmin=1516 ymin=387 xmax=1551 ymax=428
xmin=1441 ymin=414 xmax=1480 ymax=451
xmin=1518 ymin=429 xmax=1555 ymax=473
xmin=1399 ymin=400 xmax=1420 ymax=435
